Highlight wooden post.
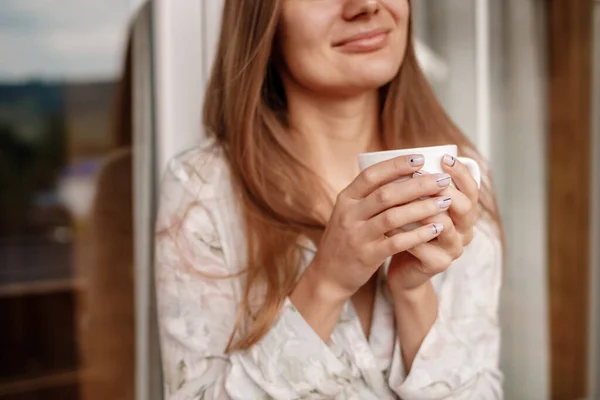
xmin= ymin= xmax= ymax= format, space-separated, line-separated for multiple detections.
xmin=547 ymin=0 xmax=594 ymax=398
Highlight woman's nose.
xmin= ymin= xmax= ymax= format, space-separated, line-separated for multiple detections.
xmin=342 ymin=0 xmax=381 ymax=21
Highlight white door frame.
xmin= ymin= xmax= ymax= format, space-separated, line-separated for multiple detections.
xmin=475 ymin=0 xmax=491 ymax=159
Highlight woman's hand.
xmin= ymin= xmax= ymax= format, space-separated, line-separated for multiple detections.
xmin=387 ymin=155 xmax=480 ymax=294
xmin=291 ymin=154 xmax=453 ymax=341
xmin=298 ymin=154 xmax=453 ymax=303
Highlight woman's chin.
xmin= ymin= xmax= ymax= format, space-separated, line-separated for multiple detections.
xmin=342 ymin=64 xmax=400 ymax=89
xmin=339 ymin=75 xmax=397 ymax=94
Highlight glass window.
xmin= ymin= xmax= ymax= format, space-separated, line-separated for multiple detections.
xmin=0 ymin=2 xmax=133 ymax=399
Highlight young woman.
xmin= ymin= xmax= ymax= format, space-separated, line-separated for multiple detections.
xmin=156 ymin=0 xmax=503 ymax=398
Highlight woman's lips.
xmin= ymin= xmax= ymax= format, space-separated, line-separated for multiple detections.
xmin=333 ymin=29 xmax=390 ymax=53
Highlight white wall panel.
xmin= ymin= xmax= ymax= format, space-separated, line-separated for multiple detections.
xmin=153 ymin=0 xmax=204 ymax=174
xmin=490 ymin=1 xmax=549 ymax=397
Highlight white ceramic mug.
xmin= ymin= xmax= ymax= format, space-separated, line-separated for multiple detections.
xmin=358 ymin=144 xmax=481 ymax=188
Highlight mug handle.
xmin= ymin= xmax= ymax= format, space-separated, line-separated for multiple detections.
xmin=457 ymin=157 xmax=481 ymax=189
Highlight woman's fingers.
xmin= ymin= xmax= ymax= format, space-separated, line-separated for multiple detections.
xmin=435 ymin=185 xmax=477 ymax=232
xmin=365 ymin=196 xmax=451 ymax=239
xmin=407 ymin=242 xmax=454 ymax=276
xmin=419 ymin=212 xmax=464 ymax=259
xmin=441 ymin=155 xmax=479 ymax=203
xmin=357 ymin=172 xmax=452 ymax=219
xmin=342 ymin=154 xmax=424 ymax=200
xmin=373 ymin=222 xmax=444 ymax=261
xmin=438 ymin=158 xmax=479 ymax=243
xmin=440 ymin=185 xmax=470 ymax=216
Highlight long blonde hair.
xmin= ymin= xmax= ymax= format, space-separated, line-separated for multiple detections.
xmin=203 ymin=0 xmax=502 ymax=351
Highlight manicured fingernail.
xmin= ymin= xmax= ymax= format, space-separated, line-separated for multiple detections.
xmin=435 ymin=173 xmax=452 ymax=187
xmin=443 ymin=154 xmax=456 ymax=167
xmin=431 ymin=223 xmax=444 ymax=235
xmin=412 ymin=170 xmax=430 ymax=178
xmin=436 ymin=196 xmax=452 ymax=209
xmin=409 ymin=155 xmax=425 ymax=167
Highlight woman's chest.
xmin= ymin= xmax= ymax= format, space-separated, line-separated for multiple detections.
xmin=335 ymin=271 xmax=397 ymax=370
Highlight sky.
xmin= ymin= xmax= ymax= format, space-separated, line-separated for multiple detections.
xmin=0 ymin=0 xmax=134 ymax=82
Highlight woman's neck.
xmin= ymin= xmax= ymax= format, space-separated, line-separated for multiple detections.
xmin=286 ymin=85 xmax=383 ymax=196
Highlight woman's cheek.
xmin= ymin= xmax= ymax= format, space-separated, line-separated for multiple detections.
xmin=380 ymin=0 xmax=410 ymax=24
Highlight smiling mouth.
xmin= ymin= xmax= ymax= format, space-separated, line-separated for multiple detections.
xmin=333 ymin=29 xmax=391 ymax=53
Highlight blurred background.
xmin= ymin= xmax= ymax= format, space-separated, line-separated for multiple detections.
xmin=0 ymin=1 xmax=597 ymax=399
